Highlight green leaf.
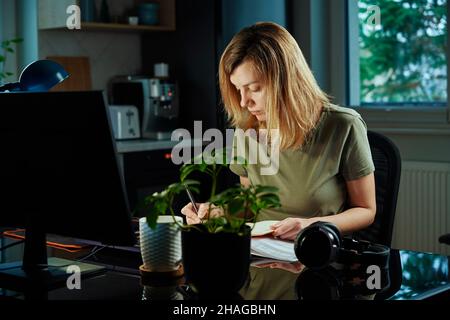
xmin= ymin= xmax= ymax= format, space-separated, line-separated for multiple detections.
xmin=180 ymin=163 xmax=209 ymax=181
xmin=166 ymin=180 xmax=200 ymax=196
xmin=180 ymin=164 xmax=196 ymax=182
xmin=146 ymin=211 xmax=158 ymax=230
xmin=229 ymin=217 xmax=245 ymax=230
xmin=255 ymin=185 xmax=279 ymax=194
xmin=228 ymin=198 xmax=244 ymax=215
xmin=250 ymin=202 xmax=260 ymax=214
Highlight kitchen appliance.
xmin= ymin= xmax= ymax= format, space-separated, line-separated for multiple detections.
xmin=111 ymin=77 xmax=179 ymax=140
xmin=108 ymin=105 xmax=141 ymax=140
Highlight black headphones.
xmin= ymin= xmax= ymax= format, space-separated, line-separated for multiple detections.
xmin=294 ymin=222 xmax=390 ymax=270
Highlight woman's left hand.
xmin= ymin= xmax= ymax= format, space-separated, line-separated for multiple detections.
xmin=270 ymin=217 xmax=311 ymax=241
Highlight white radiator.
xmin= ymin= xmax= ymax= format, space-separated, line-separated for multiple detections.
xmin=392 ymin=161 xmax=450 ymax=256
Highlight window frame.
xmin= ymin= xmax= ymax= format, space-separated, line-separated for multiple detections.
xmin=343 ymin=0 xmax=450 ymax=126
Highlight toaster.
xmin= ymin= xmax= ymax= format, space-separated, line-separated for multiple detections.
xmin=111 ymin=78 xmax=179 ymax=140
xmin=108 ymin=105 xmax=141 ymax=140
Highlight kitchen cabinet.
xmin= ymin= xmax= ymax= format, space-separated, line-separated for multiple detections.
xmin=121 ymin=148 xmax=181 ymax=213
xmin=38 ymin=0 xmax=176 ymax=32
xmin=115 ymin=139 xmax=201 ymax=213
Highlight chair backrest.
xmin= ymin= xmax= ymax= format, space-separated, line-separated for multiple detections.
xmin=354 ymin=131 xmax=402 ymax=247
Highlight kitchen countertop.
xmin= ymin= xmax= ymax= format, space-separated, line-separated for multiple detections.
xmin=115 ymin=139 xmax=205 ymax=153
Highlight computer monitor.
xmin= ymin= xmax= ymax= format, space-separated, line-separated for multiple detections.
xmin=0 ymin=91 xmax=135 ymax=292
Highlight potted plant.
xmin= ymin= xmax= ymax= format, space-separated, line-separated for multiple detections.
xmin=139 ymin=179 xmax=199 ymax=275
xmin=181 ymin=184 xmax=281 ymax=296
xmin=142 ymin=149 xmax=281 ymax=295
xmin=0 ymin=38 xmax=22 ymax=85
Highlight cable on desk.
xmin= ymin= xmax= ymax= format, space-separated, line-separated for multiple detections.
xmin=44 ymin=245 xmax=108 ymax=270
xmin=0 ymin=245 xmax=108 ymax=272
xmin=2 ymin=229 xmax=87 ymax=253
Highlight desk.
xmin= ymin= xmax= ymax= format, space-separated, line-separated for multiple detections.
xmin=0 ymin=234 xmax=449 ymax=301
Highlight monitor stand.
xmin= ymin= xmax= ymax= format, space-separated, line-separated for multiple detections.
xmin=0 ymin=223 xmax=106 ymax=299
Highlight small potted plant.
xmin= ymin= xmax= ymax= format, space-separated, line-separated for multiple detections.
xmin=142 ymin=148 xmax=281 ymax=295
xmin=139 ymin=179 xmax=199 ymax=275
xmin=0 ymin=38 xmax=22 ymax=85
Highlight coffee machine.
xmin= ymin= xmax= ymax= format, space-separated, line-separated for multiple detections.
xmin=111 ymin=74 xmax=179 ymax=140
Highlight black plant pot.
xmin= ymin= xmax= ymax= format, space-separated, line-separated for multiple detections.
xmin=181 ymin=225 xmax=251 ymax=295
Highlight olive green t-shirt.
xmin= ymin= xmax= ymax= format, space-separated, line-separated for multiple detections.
xmin=229 ymin=104 xmax=375 ymax=221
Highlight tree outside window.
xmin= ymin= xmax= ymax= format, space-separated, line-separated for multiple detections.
xmin=359 ymin=0 xmax=447 ymax=105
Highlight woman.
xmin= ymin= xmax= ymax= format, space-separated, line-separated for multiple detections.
xmin=181 ymin=22 xmax=376 ymax=241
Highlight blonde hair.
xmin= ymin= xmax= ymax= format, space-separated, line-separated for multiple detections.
xmin=219 ymin=22 xmax=329 ymax=150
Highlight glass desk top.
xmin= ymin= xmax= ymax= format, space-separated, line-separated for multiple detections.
xmin=0 ymin=234 xmax=449 ymax=301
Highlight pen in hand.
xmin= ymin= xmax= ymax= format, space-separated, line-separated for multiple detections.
xmin=184 ymin=184 xmax=201 ymax=222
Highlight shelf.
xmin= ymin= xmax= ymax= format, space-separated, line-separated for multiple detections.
xmin=40 ymin=22 xmax=175 ymax=33
xmin=39 ymin=0 xmax=176 ymax=32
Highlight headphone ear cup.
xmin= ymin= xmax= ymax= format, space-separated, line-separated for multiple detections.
xmin=295 ymin=222 xmax=342 ymax=270
xmin=317 ymin=222 xmax=342 ymax=246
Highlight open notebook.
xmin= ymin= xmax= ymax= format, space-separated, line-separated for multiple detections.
xmin=247 ymin=220 xmax=279 ymax=237
xmin=247 ymin=220 xmax=298 ymax=262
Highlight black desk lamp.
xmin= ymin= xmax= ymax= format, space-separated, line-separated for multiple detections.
xmin=0 ymin=59 xmax=69 ymax=92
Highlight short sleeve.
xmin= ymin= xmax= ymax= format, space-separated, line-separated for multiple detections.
xmin=341 ymin=116 xmax=375 ymax=181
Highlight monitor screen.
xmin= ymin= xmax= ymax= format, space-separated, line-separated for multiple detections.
xmin=0 ymin=91 xmax=135 ymax=246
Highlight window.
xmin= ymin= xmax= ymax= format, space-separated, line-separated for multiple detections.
xmin=358 ymin=0 xmax=447 ymax=107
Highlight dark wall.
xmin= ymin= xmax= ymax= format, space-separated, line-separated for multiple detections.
xmin=220 ymin=0 xmax=287 ymax=49
xmin=140 ymin=0 xmax=290 ymax=134
xmin=141 ymin=0 xmax=221 ymax=133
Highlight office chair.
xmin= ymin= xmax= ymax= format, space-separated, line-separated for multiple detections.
xmin=438 ymin=233 xmax=450 ymax=245
xmin=353 ymin=131 xmax=402 ymax=247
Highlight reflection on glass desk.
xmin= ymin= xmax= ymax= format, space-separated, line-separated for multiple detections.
xmin=236 ymin=250 xmax=449 ymax=301
xmin=389 ymin=251 xmax=450 ymax=300
xmin=0 ymin=234 xmax=449 ymax=300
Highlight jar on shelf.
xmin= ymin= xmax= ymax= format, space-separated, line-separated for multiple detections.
xmin=138 ymin=2 xmax=160 ymax=25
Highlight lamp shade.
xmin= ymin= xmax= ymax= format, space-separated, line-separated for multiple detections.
xmin=0 ymin=60 xmax=69 ymax=92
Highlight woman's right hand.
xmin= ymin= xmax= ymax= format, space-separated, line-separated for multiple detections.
xmin=180 ymin=202 xmax=224 ymax=225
